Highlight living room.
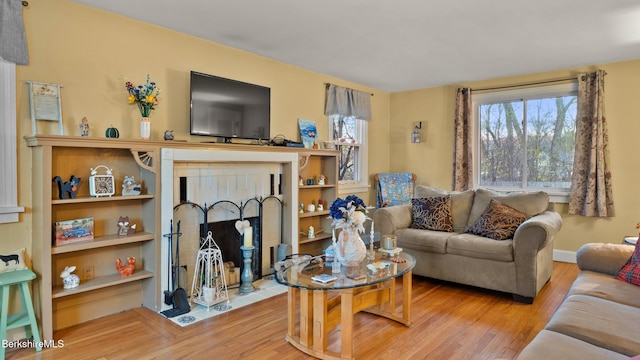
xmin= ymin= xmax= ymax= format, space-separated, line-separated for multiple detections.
xmin=3 ymin=0 xmax=640 ymax=358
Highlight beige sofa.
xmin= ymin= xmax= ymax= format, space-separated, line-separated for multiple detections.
xmin=517 ymin=243 xmax=640 ymax=359
xmin=373 ymin=186 xmax=562 ymax=303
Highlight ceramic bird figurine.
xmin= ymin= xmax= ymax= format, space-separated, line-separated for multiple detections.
xmin=115 ymin=257 xmax=136 ymax=276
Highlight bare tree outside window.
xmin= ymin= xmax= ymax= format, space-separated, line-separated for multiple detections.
xmin=330 ymin=115 xmax=365 ymax=184
xmin=477 ymin=91 xmax=577 ymax=191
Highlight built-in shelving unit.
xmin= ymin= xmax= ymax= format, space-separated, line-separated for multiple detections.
xmin=26 ymin=135 xmax=160 ymax=340
xmin=297 ymin=151 xmax=339 ymax=254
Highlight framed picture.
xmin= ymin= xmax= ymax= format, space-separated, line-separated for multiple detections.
xmin=298 ymin=118 xmax=318 ymax=149
xmin=54 ymin=217 xmax=94 ymax=246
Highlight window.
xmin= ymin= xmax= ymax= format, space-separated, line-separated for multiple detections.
xmin=0 ymin=57 xmax=24 ymax=223
xmin=329 ymin=115 xmax=368 ymax=193
xmin=473 ymin=83 xmax=578 ymax=200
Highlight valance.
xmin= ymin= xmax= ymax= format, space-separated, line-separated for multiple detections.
xmin=324 ymin=84 xmax=372 ymax=121
xmin=0 ymin=0 xmax=29 ymax=64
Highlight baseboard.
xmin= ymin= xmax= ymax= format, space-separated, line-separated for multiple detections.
xmin=553 ymin=249 xmax=576 ymax=263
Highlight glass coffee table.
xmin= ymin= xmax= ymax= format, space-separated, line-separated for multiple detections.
xmin=275 ymin=251 xmax=415 ymax=360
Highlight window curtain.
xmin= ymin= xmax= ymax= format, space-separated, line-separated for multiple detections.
xmin=324 ymin=84 xmax=372 ymax=121
xmin=568 ymin=70 xmax=614 ymax=217
xmin=0 ymin=0 xmax=28 ymax=64
xmin=452 ymin=87 xmax=472 ymax=191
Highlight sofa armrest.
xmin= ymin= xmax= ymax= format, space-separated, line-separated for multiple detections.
xmin=372 ymin=204 xmax=412 ymax=235
xmin=576 ymin=243 xmax=634 ymax=276
xmin=513 ymin=211 xmax=562 ymax=252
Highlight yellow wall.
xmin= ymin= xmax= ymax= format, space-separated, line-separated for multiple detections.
xmin=391 ymin=62 xmax=640 ymax=252
xmin=5 ymin=0 xmax=639 ymax=259
xmin=1 ymin=0 xmax=390 ymax=254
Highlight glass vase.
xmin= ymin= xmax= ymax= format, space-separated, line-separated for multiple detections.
xmin=335 ymin=226 xmax=367 ymax=267
xmin=140 ymin=117 xmax=151 ymax=140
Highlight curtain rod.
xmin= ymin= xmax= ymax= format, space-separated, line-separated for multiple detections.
xmin=470 ymin=76 xmax=578 ymax=92
xmin=324 ymin=82 xmax=373 ymax=96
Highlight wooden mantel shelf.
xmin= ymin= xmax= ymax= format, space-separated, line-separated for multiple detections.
xmin=24 ymin=134 xmax=338 ymax=155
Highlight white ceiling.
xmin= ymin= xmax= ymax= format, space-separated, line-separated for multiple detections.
xmin=72 ymin=0 xmax=640 ymax=92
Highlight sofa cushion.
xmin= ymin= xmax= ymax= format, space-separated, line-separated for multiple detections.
xmin=465 ymin=199 xmax=530 ymax=240
xmin=466 ymin=188 xmax=548 ymax=229
xmin=545 ymin=294 xmax=640 ymax=356
xmin=414 ymin=185 xmax=475 ymax=233
xmin=516 ymin=329 xmax=629 ymax=360
xmin=410 ymin=196 xmax=453 ymax=232
xmin=447 ymin=233 xmax=514 ymax=261
xmin=568 ymin=270 xmax=640 ymax=309
xmin=616 ymin=241 xmax=640 ymax=286
xmin=394 ymin=228 xmax=450 ymax=254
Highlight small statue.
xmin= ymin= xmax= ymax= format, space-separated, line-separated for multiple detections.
xmin=52 ymin=175 xmax=81 ymax=199
xmin=122 ymin=176 xmax=141 ymax=196
xmin=317 ymin=199 xmax=324 ymax=211
xmin=299 ymin=202 xmax=304 ymax=213
xmin=298 ymin=175 xmax=304 ymax=186
xmin=115 ymin=257 xmax=136 ymax=276
xmin=117 ymin=216 xmax=136 ymax=236
xmin=60 ymin=266 xmax=80 ymax=289
xmin=164 ymin=130 xmax=174 ymax=140
xmin=318 ymin=174 xmax=326 ymax=185
xmin=80 ymin=117 xmax=89 ymax=136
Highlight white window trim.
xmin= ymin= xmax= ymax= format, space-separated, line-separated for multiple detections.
xmin=330 ymin=116 xmax=369 ymax=194
xmin=0 ymin=57 xmax=25 ymax=223
xmin=471 ymin=83 xmax=578 ymax=203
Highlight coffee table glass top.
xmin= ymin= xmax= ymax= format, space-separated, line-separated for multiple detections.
xmin=275 ymin=251 xmax=415 ymax=290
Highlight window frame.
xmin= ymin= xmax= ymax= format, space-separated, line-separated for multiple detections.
xmin=471 ymin=83 xmax=578 ymax=203
xmin=0 ymin=57 xmax=24 ymax=223
xmin=328 ymin=115 xmax=369 ymax=194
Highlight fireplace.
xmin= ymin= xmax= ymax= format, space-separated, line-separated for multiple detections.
xmin=159 ymin=148 xmax=298 ymax=309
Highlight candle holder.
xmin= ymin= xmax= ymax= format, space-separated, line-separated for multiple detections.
xmin=239 ymin=245 xmax=256 ymax=294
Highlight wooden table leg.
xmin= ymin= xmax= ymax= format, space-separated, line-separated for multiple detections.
xmin=403 ymin=270 xmax=412 ymax=324
xmin=287 ymin=288 xmax=297 ymax=340
xmin=341 ymin=289 xmax=354 ymax=359
xmin=299 ymin=289 xmax=313 ymax=346
xmin=313 ymin=290 xmax=328 ymax=353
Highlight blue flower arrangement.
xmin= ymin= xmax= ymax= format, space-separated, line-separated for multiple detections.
xmin=329 ymin=195 xmax=369 ymax=232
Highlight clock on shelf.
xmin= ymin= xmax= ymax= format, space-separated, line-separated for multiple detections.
xmin=89 ymin=165 xmax=115 ymax=197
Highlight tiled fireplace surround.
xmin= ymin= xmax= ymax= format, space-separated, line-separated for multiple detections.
xmin=159 ymin=148 xmax=298 ymax=306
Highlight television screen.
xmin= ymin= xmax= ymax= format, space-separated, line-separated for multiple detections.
xmin=190 ymin=71 xmax=270 ymax=141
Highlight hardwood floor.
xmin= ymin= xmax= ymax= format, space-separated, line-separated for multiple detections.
xmin=6 ymin=261 xmax=579 ymax=360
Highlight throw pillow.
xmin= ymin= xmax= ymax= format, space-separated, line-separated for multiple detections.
xmin=410 ymin=196 xmax=454 ymax=232
xmin=466 ymin=188 xmax=548 ymax=229
xmin=0 ymin=248 xmax=27 ymax=274
xmin=466 ymin=199 xmax=530 ymax=240
xmin=414 ymin=185 xmax=475 ymax=233
xmin=616 ymin=241 xmax=640 ymax=286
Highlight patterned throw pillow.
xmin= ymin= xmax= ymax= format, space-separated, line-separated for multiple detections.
xmin=0 ymin=248 xmax=27 ymax=274
xmin=466 ymin=199 xmax=530 ymax=240
xmin=410 ymin=196 xmax=454 ymax=232
xmin=616 ymin=241 xmax=640 ymax=286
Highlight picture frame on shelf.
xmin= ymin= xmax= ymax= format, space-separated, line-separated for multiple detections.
xmin=54 ymin=217 xmax=94 ymax=246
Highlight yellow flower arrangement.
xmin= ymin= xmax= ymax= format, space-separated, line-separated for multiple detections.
xmin=124 ymin=75 xmax=160 ymax=117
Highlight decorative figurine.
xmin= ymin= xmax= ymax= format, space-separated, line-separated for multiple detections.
xmin=299 ymin=202 xmax=304 ymax=213
xmin=122 ymin=176 xmax=141 ymax=196
xmin=307 ymin=202 xmax=315 ymax=213
xmin=115 ymin=257 xmax=136 ymax=276
xmin=308 ymin=226 xmax=315 ymax=239
xmin=105 ymin=125 xmax=119 ymax=138
xmin=117 ymin=216 xmax=136 ymax=236
xmin=80 ymin=117 xmax=89 ymax=136
xmin=318 ymin=174 xmax=326 ymax=185
xmin=52 ymin=175 xmax=81 ymax=199
xmin=60 ymin=266 xmax=80 ymax=289
xmin=317 ymin=199 xmax=324 ymax=211
xmin=298 ymin=175 xmax=304 ymax=186
xmin=164 ymin=130 xmax=174 ymax=140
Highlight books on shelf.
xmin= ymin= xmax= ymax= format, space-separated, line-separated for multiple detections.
xmin=311 ymin=273 xmax=337 ymax=284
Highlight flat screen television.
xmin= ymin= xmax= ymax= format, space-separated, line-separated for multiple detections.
xmin=190 ymin=71 xmax=270 ymax=142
